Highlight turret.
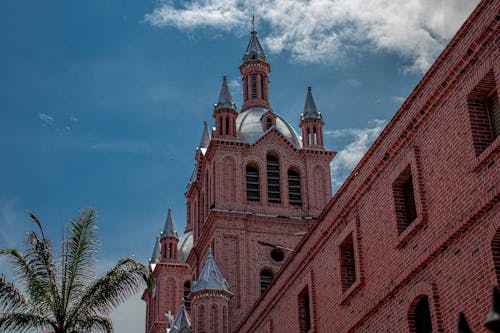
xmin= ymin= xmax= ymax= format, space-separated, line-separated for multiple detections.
xmin=169 ymin=299 xmax=192 ymax=333
xmin=190 ymin=248 xmax=232 ymax=333
xmin=160 ymin=208 xmax=179 ymax=263
xmin=213 ymin=76 xmax=238 ymax=139
xmin=240 ymin=27 xmax=271 ymax=112
xmin=300 ymin=86 xmax=324 ymax=148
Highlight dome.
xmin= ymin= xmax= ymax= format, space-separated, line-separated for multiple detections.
xmin=177 ymin=231 xmax=193 ymax=263
xmin=236 ymin=107 xmax=302 ymax=148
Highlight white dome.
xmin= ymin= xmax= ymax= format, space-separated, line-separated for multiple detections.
xmin=236 ymin=107 xmax=302 ymax=148
xmin=177 ymin=231 xmax=193 ymax=263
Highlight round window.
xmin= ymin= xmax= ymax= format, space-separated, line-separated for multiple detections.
xmin=271 ymin=249 xmax=285 ymax=262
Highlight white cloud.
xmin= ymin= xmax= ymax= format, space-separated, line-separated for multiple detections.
xmin=229 ymin=78 xmax=241 ymax=91
xmin=391 ymin=96 xmax=406 ymax=104
xmin=38 ymin=113 xmax=55 ymax=126
xmin=145 ymin=0 xmax=479 ymax=73
xmin=326 ymin=119 xmax=386 ymax=189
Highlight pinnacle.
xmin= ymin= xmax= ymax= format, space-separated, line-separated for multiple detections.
xmin=215 ymin=76 xmax=237 ymax=111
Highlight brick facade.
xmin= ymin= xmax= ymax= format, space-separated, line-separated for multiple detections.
xmin=144 ymin=0 xmax=499 ymax=332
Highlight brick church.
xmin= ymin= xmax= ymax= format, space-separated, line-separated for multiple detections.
xmin=142 ymin=0 xmax=499 ymax=332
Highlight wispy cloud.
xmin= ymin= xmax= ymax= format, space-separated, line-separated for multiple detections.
xmin=229 ymin=78 xmax=241 ymax=91
xmin=145 ymin=0 xmax=478 ymax=73
xmin=326 ymin=119 xmax=387 ymax=189
xmin=38 ymin=113 xmax=55 ymax=126
xmin=391 ymin=96 xmax=406 ymax=104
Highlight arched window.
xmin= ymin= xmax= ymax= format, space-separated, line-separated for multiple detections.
xmin=288 ymin=169 xmax=302 ymax=206
xmin=493 ymin=228 xmax=500 ymax=285
xmin=183 ymin=281 xmax=191 ymax=310
xmin=266 ymin=117 xmax=273 ymax=130
xmin=223 ymin=306 xmax=228 ymax=333
xmin=198 ymin=305 xmax=205 ymax=333
xmin=267 ymin=154 xmax=281 ymax=203
xmin=251 ymin=73 xmax=257 ymax=99
xmin=260 ymin=269 xmax=274 ymax=293
xmin=246 ymin=164 xmax=260 ymax=201
xmin=409 ymin=296 xmax=433 ymax=333
xmin=211 ymin=305 xmax=218 ymax=332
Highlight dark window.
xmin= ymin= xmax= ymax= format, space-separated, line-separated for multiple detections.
xmin=298 ymin=286 xmax=311 ymax=333
xmin=183 ymin=281 xmax=191 ymax=310
xmin=260 ymin=269 xmax=274 ymax=293
xmin=266 ymin=117 xmax=273 ymax=130
xmin=198 ymin=305 xmax=205 ymax=333
xmin=467 ymin=70 xmax=498 ymax=155
xmin=251 ymin=74 xmax=257 ymax=99
xmin=246 ymin=165 xmax=260 ymax=201
xmin=244 ymin=79 xmax=248 ymax=101
xmin=271 ymin=249 xmax=284 ymax=262
xmin=225 ymin=116 xmax=230 ymax=135
xmin=340 ymin=233 xmax=356 ymax=292
xmin=288 ymin=169 xmax=302 ymax=206
xmin=261 ymin=76 xmax=266 ymax=100
xmin=267 ymin=154 xmax=281 ymax=203
xmin=412 ymin=296 xmax=433 ymax=333
xmin=393 ymin=166 xmax=417 ymax=234
xmin=493 ymin=229 xmax=500 ymax=285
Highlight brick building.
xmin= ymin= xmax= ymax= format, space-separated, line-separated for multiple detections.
xmin=143 ymin=0 xmax=499 ymax=332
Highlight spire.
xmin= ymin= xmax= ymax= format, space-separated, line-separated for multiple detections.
xmin=242 ymin=29 xmax=267 ymax=63
xmin=170 ymin=299 xmax=192 ymax=333
xmin=301 ymin=86 xmax=322 ymax=120
xmin=149 ymin=236 xmax=162 ymax=264
xmin=192 ymin=247 xmax=231 ymax=293
xmin=162 ymin=208 xmax=178 ymax=238
xmin=215 ymin=76 xmax=237 ymax=111
xmin=198 ymin=121 xmax=211 ymax=149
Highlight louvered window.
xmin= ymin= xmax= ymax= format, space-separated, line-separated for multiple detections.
xmin=298 ymin=287 xmax=311 ymax=333
xmin=251 ymin=74 xmax=257 ymax=99
xmin=260 ymin=269 xmax=273 ymax=293
xmin=267 ymin=155 xmax=281 ymax=203
xmin=266 ymin=117 xmax=273 ymax=130
xmin=183 ymin=281 xmax=191 ymax=310
xmin=288 ymin=169 xmax=302 ymax=206
xmin=246 ymin=165 xmax=260 ymax=201
xmin=261 ymin=76 xmax=266 ymax=99
xmin=244 ymin=79 xmax=248 ymax=101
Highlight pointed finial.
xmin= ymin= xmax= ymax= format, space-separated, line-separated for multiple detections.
xmin=162 ymin=208 xmax=178 ymax=238
xmin=214 ymin=75 xmax=237 ymax=111
xmin=457 ymin=312 xmax=472 ymax=333
xmin=485 ymin=286 xmax=500 ymax=331
xmin=301 ymin=86 xmax=322 ymax=120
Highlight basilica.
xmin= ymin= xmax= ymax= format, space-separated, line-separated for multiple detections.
xmin=143 ymin=0 xmax=500 ymax=332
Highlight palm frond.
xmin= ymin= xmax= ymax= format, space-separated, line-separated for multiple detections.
xmin=68 ymin=258 xmax=147 ymax=321
xmin=0 ymin=313 xmax=53 ymax=333
xmin=71 ymin=315 xmax=113 ymax=333
xmin=63 ymin=209 xmax=98 ymax=313
xmin=0 ymin=275 xmax=39 ymax=315
xmin=0 ymin=248 xmax=54 ymax=314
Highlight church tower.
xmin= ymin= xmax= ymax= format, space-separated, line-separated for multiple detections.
xmin=145 ymin=22 xmax=336 ymax=333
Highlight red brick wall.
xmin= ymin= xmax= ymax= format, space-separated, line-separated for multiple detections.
xmin=237 ymin=0 xmax=499 ymax=332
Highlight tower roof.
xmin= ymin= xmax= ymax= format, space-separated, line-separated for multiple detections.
xmin=149 ymin=236 xmax=161 ymax=264
xmin=214 ymin=76 xmax=237 ymax=111
xmin=301 ymin=86 xmax=322 ymax=120
xmin=198 ymin=121 xmax=211 ymax=149
xmin=192 ymin=247 xmax=231 ymax=293
xmin=170 ymin=299 xmax=192 ymax=333
xmin=162 ymin=208 xmax=178 ymax=238
xmin=242 ymin=30 xmax=268 ymax=63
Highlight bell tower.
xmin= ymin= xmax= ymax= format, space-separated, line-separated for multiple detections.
xmin=300 ymin=86 xmax=325 ymax=148
xmin=240 ymin=25 xmax=271 ymax=112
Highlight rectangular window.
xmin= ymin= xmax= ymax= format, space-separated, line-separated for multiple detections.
xmin=467 ymin=70 xmax=498 ymax=155
xmin=393 ymin=166 xmax=417 ymax=234
xmin=298 ymin=286 xmax=311 ymax=333
xmin=340 ymin=233 xmax=356 ymax=292
xmin=251 ymin=74 xmax=257 ymax=99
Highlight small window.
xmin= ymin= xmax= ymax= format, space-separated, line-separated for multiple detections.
xmin=251 ymin=74 xmax=257 ymax=99
xmin=393 ymin=166 xmax=417 ymax=234
xmin=409 ymin=296 xmax=433 ymax=333
xmin=298 ymin=286 xmax=311 ymax=333
xmin=244 ymin=79 xmax=249 ymax=101
xmin=493 ymin=228 xmax=500 ymax=285
xmin=340 ymin=233 xmax=356 ymax=292
xmin=260 ymin=269 xmax=274 ymax=293
xmin=288 ymin=169 xmax=302 ymax=206
xmin=183 ymin=281 xmax=191 ymax=310
xmin=266 ymin=117 xmax=273 ymax=130
xmin=467 ymin=70 xmax=498 ymax=155
xmin=267 ymin=154 xmax=281 ymax=203
xmin=271 ymin=248 xmax=284 ymax=262
xmin=246 ymin=165 xmax=260 ymax=201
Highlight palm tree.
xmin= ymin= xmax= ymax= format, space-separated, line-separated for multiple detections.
xmin=0 ymin=209 xmax=149 ymax=333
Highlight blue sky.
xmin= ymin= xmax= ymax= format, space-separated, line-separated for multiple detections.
xmin=0 ymin=0 xmax=478 ymax=330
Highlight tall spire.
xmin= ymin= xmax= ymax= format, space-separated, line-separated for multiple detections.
xmin=301 ymin=86 xmax=322 ymax=120
xmin=170 ymin=299 xmax=192 ymax=333
xmin=198 ymin=121 xmax=211 ymax=149
xmin=162 ymin=208 xmax=178 ymax=238
xmin=149 ymin=236 xmax=162 ymax=264
xmin=192 ymin=247 xmax=231 ymax=293
xmin=242 ymin=29 xmax=267 ymax=63
xmin=215 ymin=76 xmax=237 ymax=111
